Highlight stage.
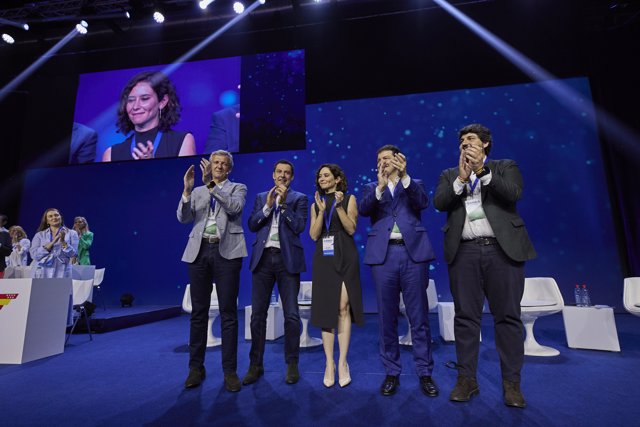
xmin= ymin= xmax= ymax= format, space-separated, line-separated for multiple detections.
xmin=1 ymin=312 xmax=639 ymax=426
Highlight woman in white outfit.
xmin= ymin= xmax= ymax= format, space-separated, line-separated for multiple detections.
xmin=30 ymin=208 xmax=79 ymax=278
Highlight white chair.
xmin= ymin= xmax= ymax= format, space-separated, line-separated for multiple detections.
xmin=92 ymin=268 xmax=106 ymax=310
xmin=399 ymin=279 xmax=439 ymax=345
xmin=520 ymin=277 xmax=564 ymax=356
xmin=623 ymin=277 xmax=640 ymax=316
xmin=298 ymin=281 xmax=322 ymax=347
xmin=66 ymin=279 xmax=95 ymax=345
xmin=182 ymin=284 xmax=221 ymax=347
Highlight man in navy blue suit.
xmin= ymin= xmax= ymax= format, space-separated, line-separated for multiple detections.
xmin=359 ymin=145 xmax=438 ymax=397
xmin=243 ymin=160 xmax=308 ymax=385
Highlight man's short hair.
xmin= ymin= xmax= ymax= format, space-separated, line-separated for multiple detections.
xmin=210 ymin=150 xmax=234 ymax=169
xmin=458 ymin=123 xmax=492 ymax=156
xmin=376 ymin=144 xmax=402 ymax=156
xmin=0 ymin=214 xmax=7 ymax=226
xmin=274 ymin=159 xmax=294 ymax=176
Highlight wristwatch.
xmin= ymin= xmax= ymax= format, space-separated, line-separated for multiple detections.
xmin=475 ymin=166 xmax=490 ymax=178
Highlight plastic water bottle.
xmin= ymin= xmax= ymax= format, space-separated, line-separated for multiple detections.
xmin=574 ymin=284 xmax=583 ymax=306
xmin=581 ymin=284 xmax=592 ymax=307
xmin=270 ymin=290 xmax=278 ymax=305
xmin=34 ymin=266 xmax=44 ymax=279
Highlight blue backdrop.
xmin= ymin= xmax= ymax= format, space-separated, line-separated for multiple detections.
xmin=19 ymin=77 xmax=623 ymax=311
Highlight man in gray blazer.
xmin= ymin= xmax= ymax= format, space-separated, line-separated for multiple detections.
xmin=178 ymin=149 xmax=248 ymax=392
xmin=434 ymin=124 xmax=536 ymax=408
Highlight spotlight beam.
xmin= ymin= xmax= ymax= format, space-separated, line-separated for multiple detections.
xmin=0 ymin=28 xmax=80 ymax=103
xmin=433 ymin=0 xmax=640 ymax=160
xmin=0 ymin=17 xmax=28 ymax=31
xmin=163 ymin=0 xmax=264 ymax=76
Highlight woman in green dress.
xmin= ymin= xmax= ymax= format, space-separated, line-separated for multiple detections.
xmin=73 ymin=216 xmax=94 ymax=265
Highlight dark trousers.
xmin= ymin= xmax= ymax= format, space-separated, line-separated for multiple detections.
xmin=249 ymin=248 xmax=301 ymax=366
xmin=371 ymin=243 xmax=434 ymax=377
xmin=187 ymin=241 xmax=242 ymax=374
xmin=449 ymin=240 xmax=525 ymax=382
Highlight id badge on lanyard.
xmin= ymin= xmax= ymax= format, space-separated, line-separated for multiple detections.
xmin=322 ymin=235 xmax=335 ymax=256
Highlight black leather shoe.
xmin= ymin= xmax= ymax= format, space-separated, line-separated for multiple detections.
xmin=503 ymin=380 xmax=526 ymax=408
xmin=224 ymin=372 xmax=242 ymax=392
xmin=380 ymin=375 xmax=400 ymax=396
xmin=449 ymin=376 xmax=479 ymax=402
xmin=184 ymin=366 xmax=206 ymax=389
xmin=242 ymin=365 xmax=264 ymax=385
xmin=285 ymin=362 xmax=300 ymax=384
xmin=419 ymin=376 xmax=439 ymax=397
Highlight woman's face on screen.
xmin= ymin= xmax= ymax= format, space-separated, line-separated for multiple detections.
xmin=126 ymin=81 xmax=166 ymax=131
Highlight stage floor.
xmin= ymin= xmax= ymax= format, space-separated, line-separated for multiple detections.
xmin=2 ymin=312 xmax=640 ymax=426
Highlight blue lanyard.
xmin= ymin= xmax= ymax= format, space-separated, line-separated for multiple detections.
xmin=468 ymin=178 xmax=480 ymax=194
xmin=130 ymin=130 xmax=163 ymax=158
xmin=322 ymin=198 xmax=338 ymax=232
xmin=48 ymin=228 xmax=62 ymax=242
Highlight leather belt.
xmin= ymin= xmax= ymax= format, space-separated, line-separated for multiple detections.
xmin=463 ymin=237 xmax=498 ymax=246
xmin=202 ymin=236 xmax=220 ymax=244
xmin=266 ymin=247 xmax=281 ymax=253
xmin=388 ymin=239 xmax=405 ymax=246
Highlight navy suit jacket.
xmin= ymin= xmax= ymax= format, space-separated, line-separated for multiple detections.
xmin=205 ymin=105 xmax=240 ymax=154
xmin=69 ymin=122 xmax=98 ymax=164
xmin=248 ymin=189 xmax=308 ymax=274
xmin=358 ymin=178 xmax=435 ymax=265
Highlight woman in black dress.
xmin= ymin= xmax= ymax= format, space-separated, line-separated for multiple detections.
xmin=102 ymin=70 xmax=196 ymax=161
xmin=310 ymin=164 xmax=364 ymax=388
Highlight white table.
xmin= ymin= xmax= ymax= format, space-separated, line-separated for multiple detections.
xmin=562 ymin=306 xmax=620 ymax=352
xmin=0 ymin=278 xmax=72 ymax=364
xmin=244 ymin=304 xmax=285 ymax=341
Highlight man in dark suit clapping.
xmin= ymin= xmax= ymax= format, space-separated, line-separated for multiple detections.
xmin=434 ymin=123 xmax=537 ymax=408
xmin=242 ymin=160 xmax=308 ymax=386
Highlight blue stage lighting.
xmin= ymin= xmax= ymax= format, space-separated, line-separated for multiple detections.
xmin=2 ymin=33 xmax=15 ymax=44
xmin=199 ymin=0 xmax=215 ymax=9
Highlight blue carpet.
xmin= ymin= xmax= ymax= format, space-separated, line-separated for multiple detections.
xmin=1 ymin=312 xmax=639 ymax=426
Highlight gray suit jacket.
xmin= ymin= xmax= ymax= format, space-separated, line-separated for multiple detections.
xmin=177 ymin=180 xmax=248 ymax=262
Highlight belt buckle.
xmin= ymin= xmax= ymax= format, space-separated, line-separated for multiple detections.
xmin=477 ymin=237 xmax=492 ymax=246
xmin=204 ymin=236 xmax=219 ymax=244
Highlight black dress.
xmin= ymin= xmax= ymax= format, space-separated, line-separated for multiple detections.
xmin=110 ymin=128 xmax=189 ymax=161
xmin=311 ymin=192 xmax=365 ymax=329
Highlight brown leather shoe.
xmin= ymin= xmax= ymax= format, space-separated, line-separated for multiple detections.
xmin=224 ymin=372 xmax=242 ymax=392
xmin=184 ymin=366 xmax=206 ymax=389
xmin=503 ymin=380 xmax=526 ymax=408
xmin=449 ymin=376 xmax=479 ymax=402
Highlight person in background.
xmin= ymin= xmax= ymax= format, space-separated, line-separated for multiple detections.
xmin=73 ymin=216 xmax=94 ymax=265
xmin=6 ymin=225 xmax=30 ymax=268
xmin=0 ymin=214 xmax=11 ymax=278
xmin=30 ymin=208 xmax=79 ymax=278
xmin=69 ymin=122 xmax=98 ymax=164
xmin=103 ymin=70 xmax=196 ymax=161
xmin=309 ymin=164 xmax=364 ymax=388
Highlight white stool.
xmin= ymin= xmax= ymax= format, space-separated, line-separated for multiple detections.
xmin=562 ymin=306 xmax=620 ymax=352
xmin=181 ymin=284 xmax=221 ymax=347
xmin=244 ymin=304 xmax=285 ymax=340
xmin=437 ymin=302 xmax=482 ymax=342
xmin=299 ymin=281 xmax=321 ymax=348
xmin=399 ymin=279 xmax=438 ymax=345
